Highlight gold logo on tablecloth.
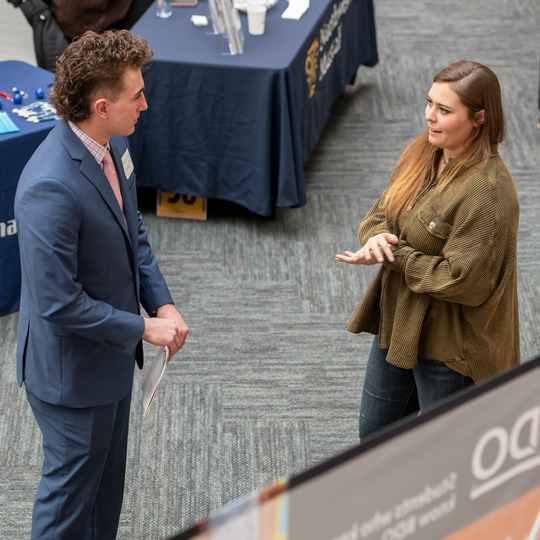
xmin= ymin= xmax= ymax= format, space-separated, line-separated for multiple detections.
xmin=305 ymin=38 xmax=320 ymax=98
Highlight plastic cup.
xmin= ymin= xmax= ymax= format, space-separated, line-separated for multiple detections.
xmin=156 ymin=0 xmax=172 ymax=18
xmin=247 ymin=4 xmax=266 ymax=35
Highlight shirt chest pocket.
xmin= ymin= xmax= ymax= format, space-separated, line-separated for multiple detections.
xmin=411 ymin=207 xmax=453 ymax=255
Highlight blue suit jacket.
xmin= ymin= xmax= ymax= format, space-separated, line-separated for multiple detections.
xmin=15 ymin=120 xmax=173 ymax=408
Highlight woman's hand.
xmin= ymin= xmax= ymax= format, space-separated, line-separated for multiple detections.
xmin=335 ymin=233 xmax=399 ymax=265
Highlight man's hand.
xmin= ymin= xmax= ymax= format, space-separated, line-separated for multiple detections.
xmin=142 ymin=304 xmax=189 ymax=361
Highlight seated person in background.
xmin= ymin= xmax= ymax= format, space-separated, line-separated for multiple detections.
xmin=51 ymin=0 xmax=153 ymax=39
xmin=6 ymin=0 xmax=153 ymax=71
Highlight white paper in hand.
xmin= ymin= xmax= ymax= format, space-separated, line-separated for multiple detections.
xmin=142 ymin=346 xmax=169 ymax=417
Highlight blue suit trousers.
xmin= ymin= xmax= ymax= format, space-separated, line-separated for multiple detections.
xmin=27 ymin=389 xmax=132 ymax=540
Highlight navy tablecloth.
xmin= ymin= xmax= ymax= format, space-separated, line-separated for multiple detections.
xmin=130 ymin=0 xmax=377 ymax=215
xmin=0 ymin=61 xmax=56 ymax=316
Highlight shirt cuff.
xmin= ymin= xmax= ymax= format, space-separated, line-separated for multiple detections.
xmin=386 ymin=241 xmax=413 ymax=274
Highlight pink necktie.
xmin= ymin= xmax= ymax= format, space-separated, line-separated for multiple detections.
xmin=102 ymin=150 xmax=126 ymax=219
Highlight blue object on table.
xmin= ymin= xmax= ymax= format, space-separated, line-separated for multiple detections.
xmin=0 ymin=61 xmax=56 ymax=316
xmin=129 ymin=0 xmax=378 ymax=216
xmin=0 ymin=111 xmax=20 ymax=134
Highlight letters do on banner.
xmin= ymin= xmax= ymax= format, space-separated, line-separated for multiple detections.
xmin=470 ymin=405 xmax=540 ymax=498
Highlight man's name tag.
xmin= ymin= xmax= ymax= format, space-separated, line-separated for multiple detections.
xmin=122 ymin=149 xmax=134 ymax=179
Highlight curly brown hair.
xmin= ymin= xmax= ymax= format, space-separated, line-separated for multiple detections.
xmin=49 ymin=30 xmax=154 ymax=123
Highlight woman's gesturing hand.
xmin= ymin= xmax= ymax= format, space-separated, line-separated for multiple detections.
xmin=335 ymin=233 xmax=399 ymax=265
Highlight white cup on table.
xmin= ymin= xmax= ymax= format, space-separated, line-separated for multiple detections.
xmin=246 ymin=3 xmax=267 ymax=35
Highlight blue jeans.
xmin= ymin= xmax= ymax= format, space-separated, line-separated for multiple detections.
xmin=359 ymin=336 xmax=474 ymax=439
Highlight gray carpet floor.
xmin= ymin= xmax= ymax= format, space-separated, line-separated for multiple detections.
xmin=0 ymin=0 xmax=539 ymax=538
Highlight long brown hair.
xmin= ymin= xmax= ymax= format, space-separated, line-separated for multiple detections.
xmin=383 ymin=60 xmax=506 ymax=227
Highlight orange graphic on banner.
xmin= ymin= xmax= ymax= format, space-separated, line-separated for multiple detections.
xmin=443 ymin=484 xmax=540 ymax=540
xmin=259 ymin=480 xmax=288 ymax=540
xmin=193 ymin=479 xmax=289 ymax=540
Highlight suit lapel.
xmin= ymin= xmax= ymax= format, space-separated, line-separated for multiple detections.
xmin=59 ymin=121 xmax=135 ymax=249
xmin=79 ymin=155 xmax=129 ymax=234
xmin=109 ymin=138 xmax=140 ymax=305
xmin=109 ymin=140 xmax=137 ymax=249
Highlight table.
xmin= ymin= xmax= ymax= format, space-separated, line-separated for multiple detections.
xmin=129 ymin=0 xmax=377 ymax=216
xmin=0 ymin=61 xmax=56 ymax=316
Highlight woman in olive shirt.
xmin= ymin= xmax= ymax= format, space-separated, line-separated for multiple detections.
xmin=336 ymin=60 xmax=519 ymax=439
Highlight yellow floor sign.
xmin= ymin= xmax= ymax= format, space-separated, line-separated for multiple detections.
xmin=156 ymin=191 xmax=207 ymax=221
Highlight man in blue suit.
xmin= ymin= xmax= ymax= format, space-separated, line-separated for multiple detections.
xmin=14 ymin=30 xmax=189 ymax=539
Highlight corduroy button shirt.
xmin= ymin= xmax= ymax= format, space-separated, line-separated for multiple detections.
xmin=346 ymin=151 xmax=520 ymax=382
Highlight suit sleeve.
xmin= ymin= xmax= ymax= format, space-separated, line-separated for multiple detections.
xmin=135 ymin=208 xmax=174 ymax=315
